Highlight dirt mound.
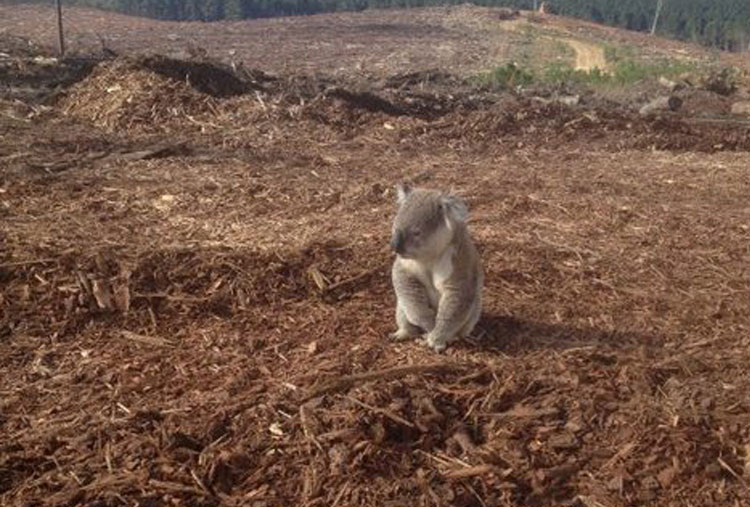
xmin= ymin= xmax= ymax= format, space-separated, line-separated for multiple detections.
xmin=137 ymin=55 xmax=254 ymax=98
xmin=404 ymin=96 xmax=750 ymax=153
xmin=55 ymin=57 xmax=749 ymax=153
xmin=383 ymin=69 xmax=463 ymax=90
xmin=677 ymin=88 xmax=732 ymax=117
xmin=59 ymin=58 xmax=217 ymax=132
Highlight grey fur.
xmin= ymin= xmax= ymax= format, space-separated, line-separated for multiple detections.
xmin=389 ymin=184 xmax=483 ymax=352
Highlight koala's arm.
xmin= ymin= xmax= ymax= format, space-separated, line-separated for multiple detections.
xmin=392 ymin=262 xmax=436 ymax=332
xmin=428 ymin=251 xmax=480 ymax=349
xmin=429 ymin=280 xmax=473 ymax=344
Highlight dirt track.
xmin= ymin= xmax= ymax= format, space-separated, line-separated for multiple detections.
xmin=563 ymin=38 xmax=608 ymax=71
xmin=2 ymin=6 xmax=750 ymax=507
xmin=500 ymin=15 xmax=609 ymax=72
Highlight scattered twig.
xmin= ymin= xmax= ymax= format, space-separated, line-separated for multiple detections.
xmin=482 ymin=405 xmax=560 ymax=419
xmin=299 ymin=404 xmax=324 ymax=451
xmin=443 ymin=464 xmax=497 ymax=479
xmin=149 ymin=478 xmax=209 ymax=496
xmin=133 ymin=292 xmax=211 ymax=303
xmin=603 ymin=441 xmax=637 ymax=470
xmin=0 ymin=151 xmax=32 ymax=161
xmin=682 ymin=336 xmax=725 ymax=350
xmin=717 ymin=457 xmax=749 ymax=488
xmin=190 ymin=468 xmax=213 ymax=496
xmin=346 ymin=395 xmax=416 ymax=428
xmin=322 ymin=265 xmax=383 ymax=293
xmin=0 ymin=258 xmax=57 ymax=268
xmin=330 ymin=483 xmax=350 ymax=507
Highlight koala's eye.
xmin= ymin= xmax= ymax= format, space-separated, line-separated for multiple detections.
xmin=412 ymin=229 xmax=422 ymax=238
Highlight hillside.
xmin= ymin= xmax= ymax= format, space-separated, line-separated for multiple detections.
xmin=2 ymin=4 xmax=750 ymax=507
xmin=2 ymin=0 xmax=749 ymax=52
xmin=0 ymin=3 xmax=748 ymax=79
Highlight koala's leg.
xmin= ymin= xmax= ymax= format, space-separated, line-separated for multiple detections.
xmin=390 ymin=263 xmax=436 ymax=341
xmin=458 ymin=295 xmax=481 ymax=338
xmin=425 ymin=289 xmax=472 ymax=352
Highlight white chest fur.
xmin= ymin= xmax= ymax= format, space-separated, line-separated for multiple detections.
xmin=399 ymin=246 xmax=455 ymax=308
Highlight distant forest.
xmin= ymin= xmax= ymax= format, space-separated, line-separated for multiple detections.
xmin=3 ymin=0 xmax=750 ymax=51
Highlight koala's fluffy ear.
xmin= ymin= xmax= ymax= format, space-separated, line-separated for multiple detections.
xmin=395 ymin=182 xmax=412 ymax=204
xmin=440 ymin=194 xmax=469 ymax=225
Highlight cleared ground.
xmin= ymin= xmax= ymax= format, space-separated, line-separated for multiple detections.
xmin=1 ymin=5 xmax=750 ymax=507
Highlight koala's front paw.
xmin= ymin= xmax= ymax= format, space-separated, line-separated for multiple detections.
xmin=389 ymin=329 xmax=413 ymax=341
xmin=425 ymin=332 xmax=447 ymax=353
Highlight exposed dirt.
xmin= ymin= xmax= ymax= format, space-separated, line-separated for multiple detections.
xmin=562 ymin=37 xmax=608 ymax=72
xmin=2 ymin=6 xmax=750 ymax=507
xmin=0 ymin=4 xmax=524 ymax=78
xmin=500 ymin=15 xmax=609 ymax=73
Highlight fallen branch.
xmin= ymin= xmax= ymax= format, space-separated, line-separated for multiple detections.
xmin=121 ymin=330 xmax=175 ymax=347
xmin=117 ymin=143 xmax=190 ymax=161
xmin=300 ymin=363 xmax=465 ymax=401
xmin=639 ymin=95 xmax=682 ymax=116
xmin=133 ymin=292 xmax=211 ymax=303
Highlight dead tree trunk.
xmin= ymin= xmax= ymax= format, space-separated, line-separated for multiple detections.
xmin=56 ymin=0 xmax=65 ymax=56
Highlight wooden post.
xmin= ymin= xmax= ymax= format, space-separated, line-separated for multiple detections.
xmin=56 ymin=0 xmax=65 ymax=56
xmin=650 ymin=0 xmax=663 ymax=36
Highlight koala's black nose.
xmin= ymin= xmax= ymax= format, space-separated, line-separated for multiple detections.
xmin=391 ymin=230 xmax=405 ymax=254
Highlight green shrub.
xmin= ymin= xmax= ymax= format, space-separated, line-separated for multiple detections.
xmin=542 ymin=61 xmax=610 ymax=85
xmin=611 ymin=58 xmax=695 ymax=84
xmin=477 ymin=63 xmax=535 ymax=90
xmin=475 ymin=53 xmax=697 ymax=92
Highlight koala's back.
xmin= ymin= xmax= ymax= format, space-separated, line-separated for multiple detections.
xmin=447 ymin=226 xmax=483 ymax=294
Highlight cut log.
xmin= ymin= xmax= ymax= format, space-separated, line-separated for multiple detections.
xmin=497 ymin=8 xmax=520 ymax=20
xmin=730 ymin=101 xmax=750 ymax=116
xmin=658 ymin=76 xmax=684 ymax=92
xmin=639 ymin=96 xmax=682 ymax=116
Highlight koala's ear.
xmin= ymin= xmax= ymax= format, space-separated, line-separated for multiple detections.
xmin=440 ymin=194 xmax=468 ymax=224
xmin=395 ymin=182 xmax=411 ymax=204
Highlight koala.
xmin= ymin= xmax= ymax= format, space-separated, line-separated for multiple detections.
xmin=389 ymin=183 xmax=483 ymax=352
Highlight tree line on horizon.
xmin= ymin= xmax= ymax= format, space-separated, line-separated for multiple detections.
xmin=3 ymin=0 xmax=749 ymax=52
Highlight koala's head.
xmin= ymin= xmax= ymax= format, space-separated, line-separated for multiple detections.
xmin=390 ymin=183 xmax=469 ymax=259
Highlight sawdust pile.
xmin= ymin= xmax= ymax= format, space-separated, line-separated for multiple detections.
xmin=59 ymin=58 xmax=218 ymax=132
xmin=51 ymin=56 xmax=750 ymax=155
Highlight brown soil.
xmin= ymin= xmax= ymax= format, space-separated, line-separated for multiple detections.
xmin=2 ymin=7 xmax=750 ymax=507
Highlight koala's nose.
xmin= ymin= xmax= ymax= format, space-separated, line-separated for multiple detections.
xmin=391 ymin=230 xmax=405 ymax=254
